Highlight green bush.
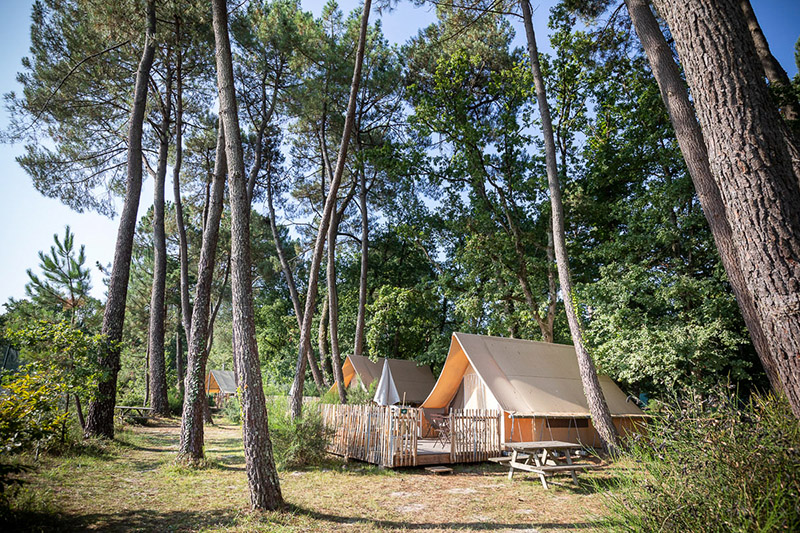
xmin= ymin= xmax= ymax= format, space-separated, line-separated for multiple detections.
xmin=0 ymin=367 xmax=68 ymax=454
xmin=222 ymin=394 xmax=241 ymax=424
xmin=603 ymin=391 xmax=800 ymax=532
xmin=266 ymin=397 xmax=330 ymax=470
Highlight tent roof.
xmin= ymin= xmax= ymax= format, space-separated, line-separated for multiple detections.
xmin=332 ymin=354 xmax=436 ymax=404
xmin=207 ymin=370 xmax=237 ymax=394
xmin=421 ymin=332 xmax=644 ymax=417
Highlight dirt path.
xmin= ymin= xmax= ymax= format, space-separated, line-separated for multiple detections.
xmin=9 ymin=419 xmax=613 ymax=532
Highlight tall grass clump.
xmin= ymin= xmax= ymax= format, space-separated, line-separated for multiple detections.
xmin=604 ymin=391 xmax=800 ymax=532
xmin=265 ymin=396 xmax=330 ymax=470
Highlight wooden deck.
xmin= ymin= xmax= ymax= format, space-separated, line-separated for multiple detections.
xmin=320 ymin=405 xmax=502 ymax=468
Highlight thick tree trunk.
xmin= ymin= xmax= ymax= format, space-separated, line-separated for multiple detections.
xmin=177 ymin=121 xmax=225 ymax=459
xmin=288 ymin=0 xmax=373 ymax=419
xmin=212 ymin=0 xmax=283 ymax=510
xmin=148 ymin=63 xmax=173 ymax=417
xmin=521 ymin=0 xmax=619 ymax=452
xmin=738 ymin=0 xmax=800 ymax=125
xmin=85 ymin=0 xmax=157 ymax=439
xmin=354 ymin=159 xmax=369 ymax=357
xmin=327 ymin=209 xmax=346 ymax=404
xmin=625 ymin=0 xmax=781 ymax=391
xmin=653 ymin=0 xmax=800 ymax=417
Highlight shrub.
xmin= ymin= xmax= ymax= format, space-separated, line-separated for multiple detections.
xmin=603 ymin=391 xmax=800 ymax=532
xmin=0 ymin=367 xmax=68 ymax=455
xmin=222 ymin=394 xmax=241 ymax=424
xmin=266 ymin=397 xmax=330 ymax=470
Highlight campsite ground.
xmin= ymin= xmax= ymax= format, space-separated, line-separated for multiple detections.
xmin=4 ymin=418 xmax=623 ymax=532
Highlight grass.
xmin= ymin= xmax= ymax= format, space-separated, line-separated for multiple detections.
xmin=1 ymin=417 xmax=622 ymax=532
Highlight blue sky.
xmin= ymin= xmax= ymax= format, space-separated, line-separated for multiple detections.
xmin=1 ymin=0 xmax=798 ymax=304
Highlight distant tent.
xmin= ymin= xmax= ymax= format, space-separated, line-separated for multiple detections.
xmin=328 ymin=354 xmax=436 ymax=406
xmin=421 ymin=332 xmax=646 ymax=446
xmin=205 ymin=370 xmax=237 ymax=407
xmin=373 ymin=359 xmax=401 ymax=406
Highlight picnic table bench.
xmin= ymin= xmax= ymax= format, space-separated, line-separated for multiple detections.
xmin=505 ymin=441 xmax=597 ymax=489
xmin=114 ymin=405 xmax=154 ymax=421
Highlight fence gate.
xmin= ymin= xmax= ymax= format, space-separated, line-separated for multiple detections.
xmin=449 ymin=408 xmax=502 ymax=463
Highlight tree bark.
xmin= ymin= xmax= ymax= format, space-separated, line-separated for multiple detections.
xmin=85 ymin=0 xmax=157 ymax=439
xmin=653 ymin=0 xmax=800 ymax=417
xmin=327 ymin=208 xmax=346 ymax=404
xmin=212 ymin=0 xmax=283 ymax=510
xmin=288 ymin=0 xmax=372 ymax=419
xmin=318 ymin=293 xmax=333 ymax=381
xmin=178 ymin=121 xmax=225 ymax=462
xmin=738 ymin=0 xmax=800 ymax=125
xmin=354 ymin=148 xmax=369 ymax=357
xmin=173 ymin=19 xmax=192 ymax=346
xmin=148 ymin=60 xmax=173 ymax=417
xmin=176 ymin=328 xmax=184 ymax=396
xmin=521 ymin=0 xmax=620 ymax=452
xmin=625 ymin=0 xmax=781 ymax=390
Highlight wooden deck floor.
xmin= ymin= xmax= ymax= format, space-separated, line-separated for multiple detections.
xmin=414 ymin=438 xmax=451 ymax=466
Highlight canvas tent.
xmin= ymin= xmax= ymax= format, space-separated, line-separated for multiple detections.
xmin=328 ymin=354 xmax=436 ymax=406
xmin=421 ymin=332 xmax=645 ymax=446
xmin=205 ymin=369 xmax=237 ymax=407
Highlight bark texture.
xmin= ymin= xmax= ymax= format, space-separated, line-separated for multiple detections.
xmin=625 ymin=0 xmax=780 ymax=390
xmin=327 ymin=209 xmax=346 ymax=404
xmin=288 ymin=0 xmax=373 ymax=419
xmin=148 ymin=63 xmax=173 ymax=416
xmin=85 ymin=0 xmax=156 ymax=439
xmin=653 ymin=0 xmax=800 ymax=417
xmin=212 ymin=0 xmax=283 ymax=510
xmin=178 ymin=121 xmax=226 ymax=462
xmin=521 ymin=0 xmax=619 ymax=451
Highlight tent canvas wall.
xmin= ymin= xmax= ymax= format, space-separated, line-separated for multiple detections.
xmin=329 ymin=354 xmax=436 ymax=406
xmin=421 ymin=332 xmax=645 ymax=446
xmin=205 ymin=369 xmax=237 ymax=407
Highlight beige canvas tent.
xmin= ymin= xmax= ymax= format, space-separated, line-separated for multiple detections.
xmin=421 ymin=333 xmax=645 ymax=445
xmin=329 ymin=354 xmax=436 ymax=406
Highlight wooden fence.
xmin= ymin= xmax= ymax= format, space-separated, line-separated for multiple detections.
xmin=320 ymin=404 xmax=418 ymax=467
xmin=449 ymin=409 xmax=502 ymax=463
xmin=320 ymin=404 xmax=502 ymax=467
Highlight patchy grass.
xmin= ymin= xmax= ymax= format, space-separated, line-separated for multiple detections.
xmin=1 ymin=417 xmax=621 ymax=531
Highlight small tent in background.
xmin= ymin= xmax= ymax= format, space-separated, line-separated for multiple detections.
xmin=373 ymin=358 xmax=401 ymax=406
xmin=421 ymin=332 xmax=646 ymax=446
xmin=205 ymin=369 xmax=236 ymax=407
xmin=329 ymin=354 xmax=436 ymax=406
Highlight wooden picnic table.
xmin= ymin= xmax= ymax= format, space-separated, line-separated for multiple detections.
xmin=505 ymin=440 xmax=596 ymax=489
xmin=114 ymin=405 xmax=154 ymax=420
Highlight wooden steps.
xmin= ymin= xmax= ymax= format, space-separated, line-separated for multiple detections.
xmin=425 ymin=466 xmax=453 ymax=475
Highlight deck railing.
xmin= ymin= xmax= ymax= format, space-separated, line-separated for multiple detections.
xmin=449 ymin=408 xmax=502 ymax=463
xmin=320 ymin=404 xmax=418 ymax=467
xmin=320 ymin=404 xmax=502 ymax=467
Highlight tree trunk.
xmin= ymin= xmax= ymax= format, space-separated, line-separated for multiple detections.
xmin=74 ymin=395 xmax=85 ymax=430
xmin=625 ymin=0 xmax=781 ymax=391
xmin=653 ymin=0 xmax=800 ymax=417
xmin=318 ymin=293 xmax=333 ymax=381
xmin=179 ymin=120 xmax=227 ymax=462
xmin=288 ymin=0 xmax=372 ymax=419
xmin=85 ymin=0 xmax=157 ymax=439
xmin=173 ymin=21 xmax=192 ymax=345
xmin=211 ymin=0 xmax=283 ymax=510
xmin=354 ymin=156 xmax=369 ymax=357
xmin=327 ymin=209 xmax=346 ymax=404
xmin=176 ymin=328 xmax=184 ymax=395
xmin=738 ymin=0 xmax=800 ymax=125
xmin=521 ymin=0 xmax=620 ymax=452
xmin=148 ymin=62 xmax=173 ymax=417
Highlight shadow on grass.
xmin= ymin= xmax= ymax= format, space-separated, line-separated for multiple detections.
xmin=288 ymin=503 xmax=601 ymax=530
xmin=1 ymin=506 xmax=242 ymax=532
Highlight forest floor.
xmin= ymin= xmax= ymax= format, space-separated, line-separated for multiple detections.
xmin=3 ymin=418 xmax=626 ymax=532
